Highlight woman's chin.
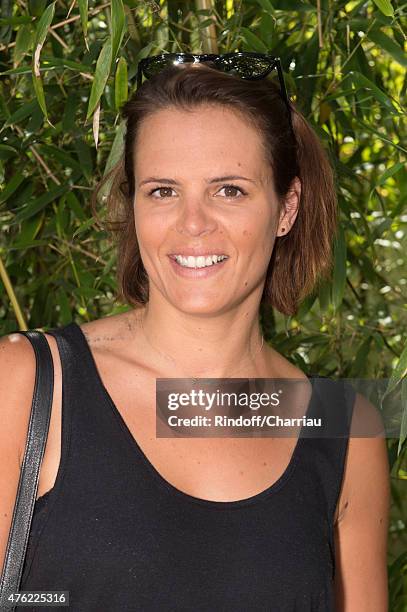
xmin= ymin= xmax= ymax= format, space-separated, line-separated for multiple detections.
xmin=167 ymin=293 xmax=227 ymax=315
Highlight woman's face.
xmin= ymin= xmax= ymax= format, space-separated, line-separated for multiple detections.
xmin=133 ymin=104 xmax=299 ymax=314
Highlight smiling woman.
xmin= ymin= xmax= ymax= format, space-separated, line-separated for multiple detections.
xmin=95 ymin=62 xmax=335 ymax=317
xmin=0 ymin=59 xmax=389 ymax=612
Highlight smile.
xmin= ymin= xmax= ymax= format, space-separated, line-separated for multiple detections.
xmin=172 ymin=254 xmax=229 ymax=269
xmin=167 ymin=253 xmax=229 ymax=278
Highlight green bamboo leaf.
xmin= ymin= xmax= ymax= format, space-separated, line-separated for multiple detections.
xmin=0 ymin=144 xmax=17 ymax=155
xmin=371 ymin=218 xmax=392 ymax=240
xmin=0 ymin=172 xmax=25 ymax=204
xmin=352 ymin=117 xmax=406 ymax=155
xmin=77 ymin=0 xmax=89 ymax=50
xmin=198 ymin=18 xmax=218 ymax=28
xmin=86 ymin=37 xmax=112 ymax=121
xmin=62 ymin=92 xmax=80 ymax=132
xmin=115 ymin=56 xmax=128 ymax=111
xmin=72 ymin=216 xmax=96 ymax=238
xmin=33 ymin=1 xmax=55 ymax=48
xmin=37 ymin=144 xmax=82 ymax=173
xmin=8 ymin=183 xmax=34 ymax=210
xmin=74 ymin=137 xmax=93 ymax=182
xmin=28 ymin=0 xmax=47 ymax=17
xmin=390 ymin=196 xmax=407 ymax=219
xmin=11 ymin=183 xmax=68 ymax=224
xmin=32 ymin=73 xmax=49 ymax=121
xmin=0 ymin=82 xmax=11 ymax=120
xmin=111 ymin=0 xmax=125 ymax=69
xmin=23 ymin=100 xmax=42 ymax=132
xmin=398 ymin=378 xmax=407 ymax=455
xmin=318 ymin=278 xmax=331 ymax=313
xmin=371 ymin=0 xmax=394 ymax=17
xmin=259 ymin=12 xmax=276 ymax=47
xmin=1 ymin=99 xmax=39 ymax=130
xmin=388 ymin=551 xmax=407 ymax=579
xmin=384 ymin=343 xmax=407 ymax=397
xmin=104 ymin=120 xmax=125 ymax=176
xmin=65 ymin=191 xmax=86 ymax=221
xmin=101 ymin=252 xmax=116 ymax=276
xmin=296 ymin=292 xmax=317 ymax=318
xmin=32 ymin=0 xmax=56 ymax=121
xmin=255 ymin=0 xmax=275 ymax=13
xmin=7 ymin=239 xmax=49 ymax=250
xmin=0 ymin=65 xmax=53 ymax=76
xmin=349 ymin=70 xmax=400 ymax=114
xmin=240 ymin=27 xmax=268 ymax=53
xmin=57 ymin=287 xmax=72 ymax=324
xmin=13 ymin=24 xmax=33 ymax=67
xmin=11 ymin=213 xmax=43 ymax=247
xmin=73 ymin=286 xmax=102 ymax=299
xmin=0 ymin=15 xmax=32 ymax=26
xmin=351 ymin=336 xmax=373 ymax=376
xmin=367 ymin=30 xmax=407 ymax=67
xmin=97 ymin=120 xmax=125 ymax=203
xmin=41 ymin=55 xmax=93 ymax=73
xmin=56 ymin=196 xmax=70 ymax=235
xmin=332 ymin=225 xmax=347 ymax=310
xmin=376 ymin=162 xmax=405 ymax=187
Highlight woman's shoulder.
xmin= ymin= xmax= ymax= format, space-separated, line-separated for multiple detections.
xmin=74 ymin=309 xmax=143 ymax=352
xmin=69 ymin=310 xmax=151 ymax=382
xmin=335 ymin=391 xmax=388 ymax=523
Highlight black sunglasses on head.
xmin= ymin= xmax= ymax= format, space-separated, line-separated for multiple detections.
xmin=136 ymin=52 xmax=294 ymax=133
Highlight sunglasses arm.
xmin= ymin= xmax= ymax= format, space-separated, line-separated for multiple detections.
xmin=136 ymin=66 xmax=142 ymax=90
xmin=275 ymin=61 xmax=290 ymax=108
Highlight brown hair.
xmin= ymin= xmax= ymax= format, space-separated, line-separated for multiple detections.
xmin=91 ymin=63 xmax=338 ymax=316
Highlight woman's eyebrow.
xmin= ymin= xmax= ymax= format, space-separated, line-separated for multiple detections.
xmin=139 ymin=175 xmax=257 ymax=186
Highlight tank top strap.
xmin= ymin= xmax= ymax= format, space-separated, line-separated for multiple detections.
xmin=306 ymin=376 xmax=356 ymax=437
xmin=47 ymin=321 xmax=104 ymax=400
xmin=44 ymin=320 xmax=129 ymax=477
xmin=19 ymin=321 xmax=107 ymax=585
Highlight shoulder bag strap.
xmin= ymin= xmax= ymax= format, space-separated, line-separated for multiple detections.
xmin=0 ymin=330 xmax=54 ymax=611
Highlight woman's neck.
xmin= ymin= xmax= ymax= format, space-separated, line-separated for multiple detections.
xmin=128 ymin=302 xmax=268 ymax=380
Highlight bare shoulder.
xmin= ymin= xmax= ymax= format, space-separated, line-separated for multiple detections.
xmin=346 ymin=390 xmax=389 ymax=488
xmin=0 ymin=328 xmax=36 ymax=362
xmin=0 ymin=332 xmax=38 ymax=459
xmin=0 ymin=331 xmax=40 ymax=569
xmin=333 ymin=392 xmax=390 ymax=609
xmin=77 ymin=310 xmax=142 ymax=351
xmin=348 ymin=389 xmax=386 ymax=437
xmin=336 ymin=392 xmax=390 ymax=524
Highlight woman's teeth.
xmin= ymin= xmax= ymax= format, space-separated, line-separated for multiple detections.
xmin=174 ymin=255 xmax=228 ymax=269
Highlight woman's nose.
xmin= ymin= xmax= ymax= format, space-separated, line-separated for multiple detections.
xmin=175 ymin=198 xmax=218 ymax=237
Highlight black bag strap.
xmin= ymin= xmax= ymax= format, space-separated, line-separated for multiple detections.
xmin=0 ymin=330 xmax=54 ymax=611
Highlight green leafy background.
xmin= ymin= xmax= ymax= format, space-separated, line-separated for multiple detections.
xmin=0 ymin=0 xmax=406 ymax=607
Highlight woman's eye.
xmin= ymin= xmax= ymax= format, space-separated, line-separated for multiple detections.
xmin=217 ymin=184 xmax=246 ymax=198
xmin=148 ymin=187 xmax=175 ymax=199
xmin=147 ymin=184 xmax=246 ymax=199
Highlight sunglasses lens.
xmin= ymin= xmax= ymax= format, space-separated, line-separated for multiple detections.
xmin=143 ymin=54 xmax=199 ymax=79
xmin=141 ymin=54 xmax=277 ymax=83
xmin=143 ymin=56 xmax=174 ymax=78
xmin=217 ymin=55 xmax=273 ymax=79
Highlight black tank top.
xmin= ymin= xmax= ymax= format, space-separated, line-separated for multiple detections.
xmin=18 ymin=322 xmax=355 ymax=611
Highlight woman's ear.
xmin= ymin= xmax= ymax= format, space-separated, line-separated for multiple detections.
xmin=276 ymin=177 xmax=301 ymax=236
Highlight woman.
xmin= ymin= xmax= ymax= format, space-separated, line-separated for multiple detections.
xmin=1 ymin=56 xmax=389 ymax=610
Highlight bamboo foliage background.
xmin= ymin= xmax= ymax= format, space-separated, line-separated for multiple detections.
xmin=0 ymin=0 xmax=406 ymax=606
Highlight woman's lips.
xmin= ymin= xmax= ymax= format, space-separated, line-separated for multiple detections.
xmin=167 ymin=254 xmax=228 ymax=278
